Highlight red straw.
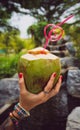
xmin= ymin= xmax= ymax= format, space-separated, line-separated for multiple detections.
xmin=57 ymin=15 xmax=74 ymax=26
xmin=43 ymin=15 xmax=74 ymax=48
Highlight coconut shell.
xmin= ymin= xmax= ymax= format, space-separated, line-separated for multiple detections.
xmin=18 ymin=47 xmax=61 ymax=94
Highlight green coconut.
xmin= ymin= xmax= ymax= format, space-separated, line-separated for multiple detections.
xmin=18 ymin=47 xmax=61 ymax=94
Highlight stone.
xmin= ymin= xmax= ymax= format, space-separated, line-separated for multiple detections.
xmin=0 ymin=78 xmax=19 ymax=107
xmin=51 ymin=50 xmax=69 ymax=57
xmin=73 ymin=58 xmax=80 ymax=68
xmin=66 ymin=69 xmax=80 ymax=98
xmin=65 ymin=42 xmax=76 ymax=56
xmin=60 ymin=57 xmax=74 ymax=68
xmin=66 ymin=107 xmax=80 ymax=130
xmin=58 ymin=44 xmax=66 ymax=51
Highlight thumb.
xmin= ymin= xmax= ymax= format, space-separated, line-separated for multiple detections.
xmin=18 ymin=73 xmax=26 ymax=93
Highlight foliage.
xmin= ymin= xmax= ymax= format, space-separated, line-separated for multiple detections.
xmin=23 ymin=38 xmax=36 ymax=50
xmin=0 ymin=30 xmax=23 ymax=53
xmin=0 ymin=0 xmax=80 ymax=25
xmin=69 ymin=25 xmax=80 ymax=59
xmin=0 ymin=54 xmax=20 ymax=79
xmin=0 ymin=27 xmax=36 ymax=53
xmin=27 ymin=21 xmax=66 ymax=46
xmin=0 ymin=0 xmax=80 ymax=49
xmin=0 ymin=0 xmax=80 ymax=79
xmin=27 ymin=21 xmax=48 ymax=46
xmin=0 ymin=37 xmax=36 ymax=79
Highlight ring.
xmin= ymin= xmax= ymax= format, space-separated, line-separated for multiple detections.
xmin=44 ymin=90 xmax=49 ymax=94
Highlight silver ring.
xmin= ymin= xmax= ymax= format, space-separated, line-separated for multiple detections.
xmin=44 ymin=90 xmax=49 ymax=94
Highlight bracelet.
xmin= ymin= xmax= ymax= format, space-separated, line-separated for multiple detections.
xmin=14 ymin=103 xmax=30 ymax=118
xmin=9 ymin=112 xmax=19 ymax=129
xmin=18 ymin=103 xmax=30 ymax=117
xmin=9 ymin=103 xmax=30 ymax=129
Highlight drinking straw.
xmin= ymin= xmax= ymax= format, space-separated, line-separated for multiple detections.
xmin=43 ymin=15 xmax=74 ymax=48
xmin=57 ymin=15 xmax=74 ymax=26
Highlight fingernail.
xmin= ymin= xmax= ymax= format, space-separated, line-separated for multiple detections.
xmin=52 ymin=72 xmax=56 ymax=77
xmin=19 ymin=73 xmax=23 ymax=78
xmin=60 ymin=75 xmax=63 ymax=81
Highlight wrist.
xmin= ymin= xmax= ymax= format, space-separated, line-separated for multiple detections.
xmin=9 ymin=103 xmax=30 ymax=128
xmin=12 ymin=110 xmax=20 ymax=120
xmin=14 ymin=103 xmax=30 ymax=119
xmin=19 ymin=102 xmax=30 ymax=111
xmin=18 ymin=103 xmax=30 ymax=117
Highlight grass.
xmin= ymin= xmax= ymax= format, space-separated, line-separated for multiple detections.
xmin=0 ymin=54 xmax=20 ymax=79
xmin=0 ymin=37 xmax=37 ymax=79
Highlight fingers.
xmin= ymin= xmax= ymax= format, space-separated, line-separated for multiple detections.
xmin=37 ymin=75 xmax=62 ymax=104
xmin=49 ymin=75 xmax=62 ymax=98
xmin=37 ymin=72 xmax=57 ymax=103
xmin=18 ymin=73 xmax=27 ymax=93
xmin=44 ymin=72 xmax=56 ymax=93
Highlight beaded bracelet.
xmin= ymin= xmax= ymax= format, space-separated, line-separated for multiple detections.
xmin=14 ymin=103 xmax=30 ymax=119
xmin=9 ymin=103 xmax=30 ymax=129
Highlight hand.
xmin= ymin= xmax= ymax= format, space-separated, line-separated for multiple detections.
xmin=18 ymin=73 xmax=62 ymax=111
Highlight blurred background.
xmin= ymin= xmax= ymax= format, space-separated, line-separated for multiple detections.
xmin=0 ymin=1 xmax=80 ymax=130
xmin=0 ymin=0 xmax=80 ymax=79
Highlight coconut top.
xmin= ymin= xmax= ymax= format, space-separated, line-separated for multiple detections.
xmin=21 ymin=47 xmax=59 ymax=60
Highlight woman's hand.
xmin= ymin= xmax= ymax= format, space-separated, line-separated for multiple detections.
xmin=19 ymin=73 xmax=62 ymax=111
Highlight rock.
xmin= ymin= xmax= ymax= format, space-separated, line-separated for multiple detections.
xmin=65 ymin=42 xmax=76 ymax=56
xmin=67 ymin=66 xmax=79 ymax=70
xmin=66 ymin=69 xmax=80 ymax=98
xmin=66 ymin=107 xmax=80 ymax=130
xmin=58 ymin=44 xmax=66 ymax=51
xmin=60 ymin=57 xmax=75 ymax=68
xmin=73 ymin=58 xmax=80 ymax=68
xmin=51 ymin=50 xmax=69 ymax=57
xmin=47 ymin=44 xmax=66 ymax=51
xmin=0 ymin=78 xmax=19 ymax=107
xmin=64 ymin=36 xmax=70 ymax=41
